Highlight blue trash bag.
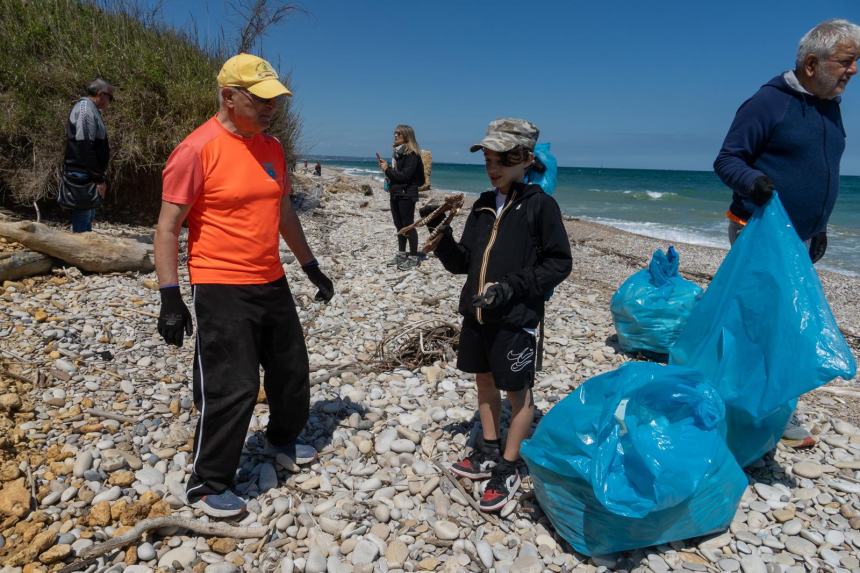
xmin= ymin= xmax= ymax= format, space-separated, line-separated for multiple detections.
xmin=670 ymin=195 xmax=856 ymax=467
xmin=610 ymin=246 xmax=704 ymax=355
xmin=521 ymin=363 xmax=747 ymax=556
xmin=525 ymin=142 xmax=558 ymax=195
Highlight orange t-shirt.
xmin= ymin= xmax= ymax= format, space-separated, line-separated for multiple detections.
xmin=162 ymin=117 xmax=288 ymax=285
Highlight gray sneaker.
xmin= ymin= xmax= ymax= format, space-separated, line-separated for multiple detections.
xmin=265 ymin=438 xmax=318 ymax=471
xmin=781 ymin=413 xmax=816 ymax=448
xmin=390 ymin=252 xmax=407 ymax=265
xmin=190 ymin=490 xmax=246 ymax=518
xmin=397 ymin=256 xmax=420 ymax=270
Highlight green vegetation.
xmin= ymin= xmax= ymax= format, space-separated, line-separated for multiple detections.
xmin=0 ymin=0 xmax=301 ymax=217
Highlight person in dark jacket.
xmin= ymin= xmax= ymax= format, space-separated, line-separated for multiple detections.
xmin=377 ymin=124 xmax=425 ymax=269
xmin=433 ymin=118 xmax=572 ymax=512
xmin=714 ymin=19 xmax=860 ymax=448
xmin=62 ymin=78 xmax=113 ymax=232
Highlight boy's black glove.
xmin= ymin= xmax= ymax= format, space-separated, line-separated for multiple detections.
xmin=158 ymin=286 xmax=193 ymax=347
xmin=302 ymin=260 xmax=334 ymax=302
xmin=419 ymin=203 xmax=446 ymax=232
xmin=809 ymin=232 xmax=827 ymax=263
xmin=750 ymin=176 xmax=775 ymax=206
xmin=472 ymin=282 xmax=514 ymax=310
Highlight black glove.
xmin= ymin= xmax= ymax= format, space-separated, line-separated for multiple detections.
xmin=419 ymin=203 xmax=446 ymax=232
xmin=302 ymin=260 xmax=334 ymax=302
xmin=750 ymin=176 xmax=775 ymax=206
xmin=158 ymin=286 xmax=193 ymax=347
xmin=809 ymin=232 xmax=827 ymax=263
xmin=472 ymin=282 xmax=514 ymax=310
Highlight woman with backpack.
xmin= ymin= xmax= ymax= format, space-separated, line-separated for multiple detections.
xmin=377 ymin=124 xmax=425 ymax=269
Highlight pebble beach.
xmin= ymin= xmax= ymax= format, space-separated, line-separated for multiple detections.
xmin=0 ymin=166 xmax=858 ymax=573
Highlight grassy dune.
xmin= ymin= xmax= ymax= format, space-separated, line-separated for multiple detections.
xmin=0 ymin=0 xmax=300 ymax=217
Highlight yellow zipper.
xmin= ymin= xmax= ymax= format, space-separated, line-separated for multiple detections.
xmin=476 ymin=190 xmax=518 ymax=324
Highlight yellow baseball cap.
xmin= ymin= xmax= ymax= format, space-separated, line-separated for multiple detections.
xmin=217 ymin=53 xmax=291 ymax=98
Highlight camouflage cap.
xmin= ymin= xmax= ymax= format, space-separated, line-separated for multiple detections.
xmin=470 ymin=118 xmax=539 ymax=153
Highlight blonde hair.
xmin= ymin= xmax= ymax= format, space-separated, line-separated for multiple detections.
xmin=394 ymin=124 xmax=421 ymax=155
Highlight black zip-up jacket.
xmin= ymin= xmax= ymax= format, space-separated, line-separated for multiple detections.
xmin=435 ymin=182 xmax=572 ymax=327
xmin=385 ymin=150 xmax=423 ymax=199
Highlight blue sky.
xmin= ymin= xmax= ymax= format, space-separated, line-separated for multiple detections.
xmin=154 ymin=1 xmax=860 ymax=173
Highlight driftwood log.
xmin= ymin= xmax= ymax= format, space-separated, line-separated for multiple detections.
xmin=77 ymin=516 xmax=267 ymax=561
xmin=0 ymin=221 xmax=153 ymax=273
xmin=0 ymin=250 xmax=53 ymax=281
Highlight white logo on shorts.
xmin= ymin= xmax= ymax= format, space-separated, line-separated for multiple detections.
xmin=507 ymin=347 xmax=534 ymax=372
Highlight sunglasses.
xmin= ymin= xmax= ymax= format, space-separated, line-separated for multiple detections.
xmin=238 ymin=88 xmax=276 ymax=106
xmin=101 ymin=92 xmax=114 ymax=102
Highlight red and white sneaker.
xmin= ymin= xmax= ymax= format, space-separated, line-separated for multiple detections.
xmin=450 ymin=448 xmax=499 ymax=480
xmin=479 ymin=461 xmax=521 ymax=512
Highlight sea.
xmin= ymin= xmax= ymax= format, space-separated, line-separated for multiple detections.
xmin=317 ymin=158 xmax=860 ymax=277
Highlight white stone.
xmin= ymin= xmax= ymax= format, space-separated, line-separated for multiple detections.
xmin=350 ymin=539 xmax=379 ymax=566
xmin=137 ymin=542 xmax=156 ymax=561
xmin=158 ymin=546 xmax=197 ymax=568
xmin=476 ymin=540 xmax=494 ymax=569
xmin=73 ymin=451 xmax=93 ymax=477
xmin=433 ymin=520 xmax=459 ymax=540
xmin=740 ymin=556 xmax=766 ymax=573
xmin=135 ymin=467 xmax=165 ymax=487
xmin=204 ymin=564 xmax=239 ymax=573
xmin=92 ymin=485 xmax=121 ymax=504
xmin=792 ymin=460 xmax=822 ymax=479
xmin=389 ymin=438 xmax=415 ymax=453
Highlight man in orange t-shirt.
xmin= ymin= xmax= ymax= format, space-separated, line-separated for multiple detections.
xmin=153 ymin=54 xmax=333 ymax=518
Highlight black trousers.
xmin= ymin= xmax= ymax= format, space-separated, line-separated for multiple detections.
xmin=390 ymin=195 xmax=418 ymax=254
xmin=185 ymin=277 xmax=310 ymax=501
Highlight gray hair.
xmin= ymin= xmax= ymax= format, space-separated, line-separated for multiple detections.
xmin=796 ymin=19 xmax=860 ymax=66
xmin=86 ymin=78 xmax=112 ymax=96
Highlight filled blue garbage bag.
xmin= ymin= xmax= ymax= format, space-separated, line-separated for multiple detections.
xmin=525 ymin=142 xmax=558 ymax=195
xmin=611 ymin=246 xmax=703 ymax=355
xmin=670 ymin=195 xmax=856 ymax=467
xmin=521 ymin=363 xmax=747 ymax=556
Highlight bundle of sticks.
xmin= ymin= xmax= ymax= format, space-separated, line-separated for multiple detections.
xmin=375 ymin=319 xmax=460 ymax=370
xmin=397 ymin=193 xmax=464 ymax=253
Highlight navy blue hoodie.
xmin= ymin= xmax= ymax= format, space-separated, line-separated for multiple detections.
xmin=713 ymin=74 xmax=845 ymax=241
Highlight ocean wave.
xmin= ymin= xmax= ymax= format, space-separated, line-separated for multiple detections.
xmin=621 ymin=190 xmax=678 ymax=200
xmin=584 ymin=217 xmax=729 ymax=250
xmin=341 ymin=167 xmax=380 ymax=177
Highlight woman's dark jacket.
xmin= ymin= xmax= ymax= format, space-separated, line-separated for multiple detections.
xmin=385 ymin=149 xmax=424 ymax=200
xmin=435 ymin=182 xmax=572 ymax=328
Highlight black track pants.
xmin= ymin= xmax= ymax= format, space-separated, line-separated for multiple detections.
xmin=390 ymin=195 xmax=418 ymax=254
xmin=185 ymin=277 xmax=310 ymax=501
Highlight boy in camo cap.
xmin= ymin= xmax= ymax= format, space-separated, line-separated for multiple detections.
xmin=431 ymin=118 xmax=572 ymax=511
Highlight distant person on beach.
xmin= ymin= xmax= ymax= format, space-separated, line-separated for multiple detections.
xmin=377 ymin=124 xmax=426 ymax=269
xmin=714 ymin=18 xmax=860 ymax=448
xmin=313 ymin=161 xmax=321 ymax=176
xmin=153 ymin=53 xmax=334 ymax=518
xmin=60 ymin=78 xmax=113 ymax=232
xmin=432 ymin=118 xmax=572 ymax=511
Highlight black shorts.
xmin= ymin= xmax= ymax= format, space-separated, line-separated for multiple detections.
xmin=456 ymin=317 xmax=536 ymax=391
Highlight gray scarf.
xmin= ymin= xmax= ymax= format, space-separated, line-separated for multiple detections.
xmin=391 ymin=144 xmax=408 ymax=169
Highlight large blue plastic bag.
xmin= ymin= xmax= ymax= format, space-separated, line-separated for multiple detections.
xmin=670 ymin=195 xmax=856 ymax=466
xmin=525 ymin=142 xmax=558 ymax=195
xmin=521 ymin=363 xmax=746 ymax=556
xmin=611 ymin=246 xmax=703 ymax=355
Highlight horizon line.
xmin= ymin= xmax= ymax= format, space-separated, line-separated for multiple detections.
xmin=297 ymin=154 xmax=860 ymax=177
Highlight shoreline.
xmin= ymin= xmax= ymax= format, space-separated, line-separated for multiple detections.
xmin=321 ymin=161 xmax=860 ymax=280
xmin=319 ymin=164 xmax=860 ymax=339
